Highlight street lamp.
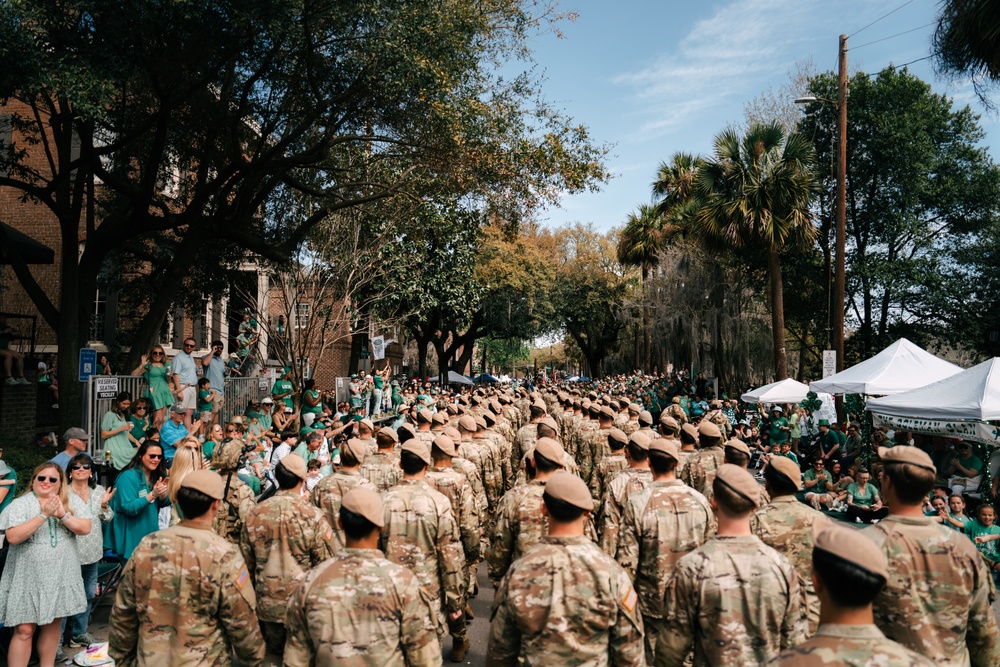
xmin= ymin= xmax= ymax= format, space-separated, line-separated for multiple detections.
xmin=796 ymin=34 xmax=848 ymax=420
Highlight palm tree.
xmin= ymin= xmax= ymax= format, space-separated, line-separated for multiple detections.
xmin=934 ymin=0 xmax=1000 ymax=108
xmin=652 ymin=152 xmax=702 ymax=220
xmin=617 ymin=204 xmax=669 ymax=372
xmin=691 ymin=122 xmax=817 ymax=380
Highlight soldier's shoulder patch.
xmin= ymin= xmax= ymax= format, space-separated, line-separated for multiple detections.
xmin=324 ymin=525 xmax=333 ymax=542
xmin=621 ymin=585 xmax=638 ymax=612
xmin=235 ymin=566 xmax=249 ymax=589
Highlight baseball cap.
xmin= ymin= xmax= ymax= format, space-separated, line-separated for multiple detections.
xmin=63 ymin=427 xmax=90 ymax=441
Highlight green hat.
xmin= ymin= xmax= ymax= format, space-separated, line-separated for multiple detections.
xmin=282 ymin=366 xmax=291 ymax=375
xmin=299 ymin=425 xmax=315 ymax=436
xmin=818 ymin=419 xmax=830 ymax=427
xmin=246 ymin=410 xmax=260 ymax=419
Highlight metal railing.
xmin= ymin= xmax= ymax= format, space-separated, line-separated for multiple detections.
xmin=222 ymin=372 xmax=275 ymax=425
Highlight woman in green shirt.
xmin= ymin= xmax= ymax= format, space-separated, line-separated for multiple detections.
xmin=300 ymin=378 xmax=322 ymax=427
xmin=845 ymin=468 xmax=888 ymax=524
xmin=107 ymin=442 xmax=170 ymax=559
xmin=948 ymin=442 xmax=984 ymax=496
xmin=103 ymin=392 xmax=138 ymax=471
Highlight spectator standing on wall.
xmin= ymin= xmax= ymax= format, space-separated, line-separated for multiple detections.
xmin=172 ymin=338 xmax=201 ymax=432
xmin=201 ymin=340 xmax=227 ymax=427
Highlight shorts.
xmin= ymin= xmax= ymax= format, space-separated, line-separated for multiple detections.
xmin=200 ymin=410 xmax=213 ymax=422
xmin=212 ymin=392 xmax=223 ymax=413
xmin=179 ymin=386 xmax=197 ymax=411
xmin=302 ymin=412 xmax=316 ymax=427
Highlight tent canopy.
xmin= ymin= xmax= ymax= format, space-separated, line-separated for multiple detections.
xmin=742 ymin=378 xmax=814 ymax=404
xmin=809 ymin=338 xmax=962 ymax=396
xmin=446 ymin=370 xmax=474 ymax=385
xmin=475 ymin=373 xmax=499 ymax=383
xmin=867 ymin=358 xmax=1000 ymax=421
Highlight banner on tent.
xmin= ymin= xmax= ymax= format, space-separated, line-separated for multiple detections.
xmin=872 ymin=413 xmax=1000 ymax=447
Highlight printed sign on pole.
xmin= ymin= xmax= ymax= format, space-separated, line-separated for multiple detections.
xmin=79 ymin=348 xmax=97 ymax=382
xmin=371 ymin=336 xmax=385 ymax=361
xmin=95 ymin=376 xmax=119 ymax=399
xmin=822 ymin=350 xmax=836 ymax=378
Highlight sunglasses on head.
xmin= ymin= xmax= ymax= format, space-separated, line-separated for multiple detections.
xmin=36 ymin=475 xmax=59 ymax=483
xmin=70 ymin=464 xmax=92 ymax=471
xmin=147 ymin=453 xmax=163 ymax=460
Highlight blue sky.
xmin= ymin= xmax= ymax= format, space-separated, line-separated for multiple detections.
xmin=529 ymin=0 xmax=998 ymax=231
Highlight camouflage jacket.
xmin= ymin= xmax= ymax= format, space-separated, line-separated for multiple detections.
xmin=590 ymin=453 xmax=628 ymax=504
xmin=108 ymin=521 xmax=264 ymax=667
xmin=513 ymin=423 xmax=538 ymax=467
xmin=657 ymin=535 xmax=807 ymax=667
xmin=599 ymin=468 xmax=654 ymax=557
xmin=359 ymin=450 xmax=402 ymax=493
xmin=752 ymin=495 xmax=831 ymax=636
xmin=487 ymin=535 xmax=645 ymax=667
xmin=453 ymin=455 xmax=488 ymax=515
xmin=426 ymin=465 xmax=482 ymax=562
xmin=680 ymin=446 xmax=725 ymax=500
xmin=578 ymin=426 xmax=613 ymax=485
xmin=213 ymin=472 xmax=256 ymax=546
xmin=489 ymin=480 xmax=547 ymax=587
xmin=704 ymin=409 xmax=731 ymax=436
xmin=867 ymin=514 xmax=1000 ymax=667
xmin=616 ymin=479 xmax=715 ymax=619
xmin=239 ymin=491 xmax=336 ymax=623
xmin=621 ymin=419 xmax=640 ymax=436
xmin=461 ymin=437 xmax=501 ymax=510
xmin=770 ymin=623 xmax=936 ymax=666
xmin=380 ymin=479 xmax=466 ymax=617
xmin=283 ymin=548 xmax=442 ymax=667
xmin=310 ymin=470 xmax=376 ymax=551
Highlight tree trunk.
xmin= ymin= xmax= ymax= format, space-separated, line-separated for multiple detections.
xmin=642 ymin=264 xmax=651 ymax=373
xmin=767 ymin=248 xmax=788 ymax=380
xmin=416 ymin=339 xmax=428 ymax=380
xmin=432 ymin=338 xmax=447 ymax=385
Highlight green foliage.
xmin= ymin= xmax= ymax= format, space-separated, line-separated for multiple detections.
xmin=933 ymin=0 xmax=1000 ymax=108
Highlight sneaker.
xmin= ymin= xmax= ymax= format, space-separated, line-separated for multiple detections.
xmin=66 ymin=632 xmax=98 ymax=648
xmin=3 ymin=377 xmax=16 ymax=386
xmin=54 ymin=645 xmax=68 ymax=663
xmin=15 ymin=377 xmax=30 ymax=385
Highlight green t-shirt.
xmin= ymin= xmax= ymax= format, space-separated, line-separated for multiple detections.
xmin=373 ymin=375 xmax=384 ymax=389
xmin=272 ymin=379 xmax=293 ymax=399
xmin=198 ymin=389 xmax=214 ymax=412
xmin=778 ymin=450 xmax=798 ymax=465
xmin=302 ymin=389 xmax=322 ymax=415
xmin=803 ymin=468 xmax=831 ymax=489
xmin=847 ymin=482 xmax=879 ymax=508
xmin=967 ymin=520 xmax=1000 ymax=563
xmin=956 ymin=454 xmax=984 ymax=475
xmin=0 ymin=467 xmax=17 ymax=516
xmin=769 ymin=417 xmax=790 ymax=444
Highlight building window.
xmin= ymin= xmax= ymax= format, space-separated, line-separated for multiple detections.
xmin=191 ymin=299 xmax=208 ymax=348
xmin=295 ymin=357 xmax=311 ymax=379
xmin=171 ymin=304 xmax=185 ymax=349
xmin=0 ymin=114 xmax=11 ymax=178
xmin=88 ymin=286 xmax=107 ymax=343
xmin=295 ymin=303 xmax=310 ymax=329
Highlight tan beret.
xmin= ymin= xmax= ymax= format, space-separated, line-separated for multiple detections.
xmin=532 ymin=399 xmax=547 ymax=411
xmin=628 ymin=431 xmax=651 ymax=450
xmin=581 ymin=399 xmax=591 ymax=410
xmin=724 ymin=438 xmax=751 ymax=457
xmin=638 ymin=410 xmax=653 ymax=426
xmin=649 ymin=438 xmax=679 ymax=461
xmin=431 ymin=411 xmax=448 ymax=425
xmin=446 ymin=404 xmax=460 ymax=416
xmin=533 ymin=437 xmax=565 ymax=466
xmin=432 ymin=434 xmax=457 ymax=457
xmin=458 ymin=415 xmax=477 ymax=432
xmin=814 ymin=524 xmax=889 ymax=580
xmin=598 ymin=405 xmax=615 ymax=420
xmin=380 ymin=427 xmax=399 ymax=443
xmin=660 ymin=413 xmax=679 ymax=429
xmin=628 ymin=402 xmax=641 ymax=414
xmin=398 ymin=422 xmax=416 ymax=439
xmin=489 ymin=399 xmax=502 ymax=413
xmin=474 ymin=415 xmax=487 ymax=430
xmin=672 ymin=396 xmax=681 ymax=404
xmin=341 ymin=487 xmax=385 ymax=528
xmin=681 ymin=423 xmax=698 ymax=441
xmin=710 ymin=399 xmax=722 ymax=409
xmin=360 ymin=418 xmax=375 ymax=432
xmin=345 ymin=438 xmax=368 ymax=464
xmin=402 ymin=440 xmax=432 ymax=466
xmin=280 ymin=452 xmax=308 ymax=480
xmin=417 ymin=408 xmax=434 ymax=424
xmin=443 ymin=426 xmax=461 ymax=440
xmin=482 ymin=411 xmax=497 ymax=426
xmin=608 ymin=400 xmax=621 ymax=411
xmin=180 ymin=470 xmax=226 ymax=500
xmin=538 ymin=416 xmax=560 ymax=433
xmin=544 ymin=470 xmax=593 ymax=511
xmin=698 ymin=421 xmax=723 ymax=439
xmin=769 ymin=455 xmax=801 ymax=488
xmin=878 ymin=445 xmax=936 ymax=473
xmin=608 ymin=428 xmax=628 ymax=447
xmin=715 ymin=463 xmax=761 ymax=507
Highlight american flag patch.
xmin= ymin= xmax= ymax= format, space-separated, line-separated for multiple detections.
xmin=622 ymin=586 xmax=637 ymax=612
xmin=236 ymin=567 xmax=249 ymax=589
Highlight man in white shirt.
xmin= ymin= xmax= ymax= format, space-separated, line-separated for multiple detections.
xmin=172 ymin=338 xmax=200 ymax=431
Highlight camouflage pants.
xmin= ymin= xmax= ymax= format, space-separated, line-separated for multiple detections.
xmin=446 ymin=607 xmax=468 ymax=642
xmin=260 ymin=621 xmax=286 ymax=657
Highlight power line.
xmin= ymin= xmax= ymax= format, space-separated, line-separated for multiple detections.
xmin=869 ymin=53 xmax=935 ymax=77
xmin=848 ymin=0 xmax=917 ymax=39
xmin=851 ymin=22 xmax=936 ymax=50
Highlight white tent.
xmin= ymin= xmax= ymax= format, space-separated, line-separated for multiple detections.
xmin=741 ymin=378 xmax=814 ymax=404
xmin=446 ymin=371 xmax=474 ymax=385
xmin=867 ymin=358 xmax=1000 ymax=421
xmin=809 ymin=338 xmax=962 ymax=396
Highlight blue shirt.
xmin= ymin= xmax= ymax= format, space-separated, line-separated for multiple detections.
xmin=160 ymin=419 xmax=188 ymax=459
xmin=171 ymin=350 xmax=199 ymax=387
xmin=49 ymin=451 xmax=73 ymax=471
xmin=202 ymin=354 xmax=226 ymax=393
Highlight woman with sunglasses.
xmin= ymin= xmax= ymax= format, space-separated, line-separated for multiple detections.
xmin=129 ymin=398 xmax=151 ymax=445
xmin=108 ymin=442 xmax=169 ymax=560
xmin=0 ymin=463 xmax=91 ymax=667
xmin=131 ymin=345 xmax=174 ymax=428
xmin=63 ymin=453 xmax=114 ymax=648
xmin=102 ymin=391 xmax=136 ymax=472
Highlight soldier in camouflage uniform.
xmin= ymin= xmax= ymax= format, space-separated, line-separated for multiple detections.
xmin=380 ymin=440 xmax=467 ymax=660
xmin=481 ymin=410 xmax=514 ymax=491
xmin=211 ymin=437 xmax=256 ymax=545
xmin=283 ymin=487 xmax=442 ymax=667
xmin=657 ymin=464 xmax=806 ymax=666
xmin=771 ymin=524 xmax=935 ymax=666
xmin=489 ymin=437 xmax=567 ymax=588
xmin=578 ymin=406 xmax=616 ymax=485
xmin=427 ymin=434 xmax=481 ymax=642
xmin=311 ymin=437 xmax=375 ymax=550
xmin=617 ymin=438 xmax=714 ymax=664
xmin=590 ymin=427 xmax=628 ymax=504
xmin=414 ymin=408 xmax=437 ymax=447
xmin=867 ymin=445 xmax=1000 ymax=667
xmin=513 ymin=401 xmax=546 ymax=467
xmin=109 ymin=470 xmax=264 ymax=667
xmin=355 ymin=418 xmax=377 ymax=455
xmin=752 ymin=456 xmax=829 ymax=636
xmin=599 ymin=431 xmax=653 ymax=557
xmin=473 ymin=414 xmax=506 ymax=504
xmin=487 ymin=472 xmax=645 ymax=667
xmin=240 ymin=454 xmax=336 ymax=656
xmin=358 ymin=427 xmax=402 ymax=492
xmin=665 ymin=396 xmax=687 ymax=425
xmin=635 ymin=410 xmax=656 ymax=439
xmin=704 ymin=399 xmax=732 ymax=437
xmin=675 ymin=422 xmax=699 ymax=479
xmin=680 ymin=421 xmax=725 ymax=500
xmin=621 ymin=402 xmax=641 ymax=436
xmin=457 ymin=415 xmax=501 ymax=514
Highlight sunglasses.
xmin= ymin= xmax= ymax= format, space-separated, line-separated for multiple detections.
xmin=183 ymin=344 xmax=195 ymax=348
xmin=227 ymin=428 xmax=238 ymax=433
xmin=70 ymin=464 xmax=92 ymax=471
xmin=135 ymin=406 xmax=147 ymax=411
xmin=36 ymin=475 xmax=59 ymax=483
xmin=146 ymin=453 xmax=163 ymax=460
xmin=152 ymin=352 xmax=164 ymax=356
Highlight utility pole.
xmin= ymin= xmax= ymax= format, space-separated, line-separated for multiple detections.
xmin=834 ymin=34 xmax=848 ymax=420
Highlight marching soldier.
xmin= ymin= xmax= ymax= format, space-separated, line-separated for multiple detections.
xmin=283 ymin=487 xmax=442 ymax=667
xmin=590 ymin=428 xmax=628 ymax=504
xmin=358 ymin=427 xmax=402 ymax=492
xmin=109 ymin=470 xmax=264 ymax=667
xmin=311 ymin=437 xmax=375 ymax=550
xmin=599 ymin=431 xmax=653 ymax=557
xmin=240 ymin=454 xmax=336 ymax=657
xmin=680 ymin=421 xmax=725 ymax=500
